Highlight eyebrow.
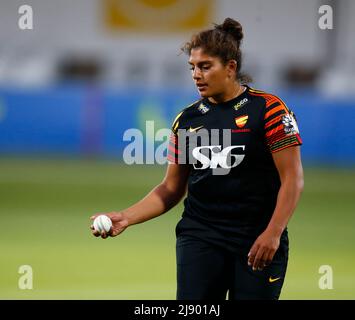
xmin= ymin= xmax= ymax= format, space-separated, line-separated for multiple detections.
xmin=188 ymin=60 xmax=212 ymax=66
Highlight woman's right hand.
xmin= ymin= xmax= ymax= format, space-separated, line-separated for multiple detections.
xmin=90 ymin=212 xmax=129 ymax=239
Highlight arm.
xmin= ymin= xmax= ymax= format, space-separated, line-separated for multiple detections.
xmin=247 ymin=146 xmax=304 ymax=271
xmin=90 ymin=163 xmax=190 ymax=239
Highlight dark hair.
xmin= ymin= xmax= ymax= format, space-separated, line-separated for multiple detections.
xmin=181 ymin=18 xmax=252 ymax=84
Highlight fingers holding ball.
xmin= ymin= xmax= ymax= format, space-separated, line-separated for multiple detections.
xmin=91 ymin=215 xmax=113 ymax=238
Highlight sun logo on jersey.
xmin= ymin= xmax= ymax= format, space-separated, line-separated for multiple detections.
xmin=282 ymin=113 xmax=299 ymax=135
xmin=235 ymin=115 xmax=248 ymax=128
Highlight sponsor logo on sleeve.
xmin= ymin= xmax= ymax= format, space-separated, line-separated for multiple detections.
xmin=282 ymin=113 xmax=299 ymax=135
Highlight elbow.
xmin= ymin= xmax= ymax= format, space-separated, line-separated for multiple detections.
xmin=157 ymin=182 xmax=186 ymax=209
xmin=296 ymin=170 xmax=304 ymax=195
xmin=282 ymin=171 xmax=304 ymax=195
xmin=298 ymin=175 xmax=304 ymax=195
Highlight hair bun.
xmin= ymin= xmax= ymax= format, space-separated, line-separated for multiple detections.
xmin=216 ymin=18 xmax=243 ymax=42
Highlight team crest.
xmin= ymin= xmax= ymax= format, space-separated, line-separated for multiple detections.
xmin=235 ymin=115 xmax=248 ymax=128
xmin=282 ymin=113 xmax=299 ymax=135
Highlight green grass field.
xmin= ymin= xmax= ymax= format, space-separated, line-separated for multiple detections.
xmin=0 ymin=158 xmax=354 ymax=299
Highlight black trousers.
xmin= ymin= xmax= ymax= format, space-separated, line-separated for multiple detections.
xmin=176 ymin=235 xmax=288 ymax=300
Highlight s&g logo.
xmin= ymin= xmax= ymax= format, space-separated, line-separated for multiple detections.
xmin=192 ymin=145 xmax=245 ymax=175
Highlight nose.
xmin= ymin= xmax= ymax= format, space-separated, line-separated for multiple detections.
xmin=192 ymin=68 xmax=201 ymax=80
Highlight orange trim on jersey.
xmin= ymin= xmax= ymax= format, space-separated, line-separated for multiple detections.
xmin=248 ymin=87 xmax=266 ymax=94
xmin=249 ymin=90 xmax=288 ymax=111
xmin=266 ymin=128 xmax=286 ymax=141
xmin=265 ymin=105 xmax=286 ymax=119
xmin=265 ymin=114 xmax=282 ymax=128
xmin=248 ymin=89 xmax=269 ymax=97
xmin=271 ymin=140 xmax=301 ymax=153
xmin=266 ymin=98 xmax=279 ymax=107
xmin=267 ymin=132 xmax=296 ymax=145
xmin=265 ymin=124 xmax=284 ymax=137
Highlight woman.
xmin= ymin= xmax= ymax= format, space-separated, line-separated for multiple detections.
xmin=90 ymin=18 xmax=304 ymax=300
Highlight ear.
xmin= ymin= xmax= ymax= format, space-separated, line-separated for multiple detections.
xmin=227 ymin=59 xmax=237 ymax=77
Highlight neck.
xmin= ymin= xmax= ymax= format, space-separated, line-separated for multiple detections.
xmin=208 ymin=83 xmax=244 ymax=104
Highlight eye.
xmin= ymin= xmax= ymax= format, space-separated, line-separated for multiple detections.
xmin=189 ymin=66 xmax=195 ymax=71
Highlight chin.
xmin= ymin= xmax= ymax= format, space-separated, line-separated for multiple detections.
xmin=198 ymin=90 xmax=210 ymax=98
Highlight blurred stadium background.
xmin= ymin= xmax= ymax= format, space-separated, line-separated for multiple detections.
xmin=0 ymin=0 xmax=354 ymax=299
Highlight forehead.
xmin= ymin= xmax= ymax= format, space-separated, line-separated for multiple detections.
xmin=188 ymin=48 xmax=218 ymax=64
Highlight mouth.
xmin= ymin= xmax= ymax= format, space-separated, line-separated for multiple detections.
xmin=196 ymin=83 xmax=208 ymax=91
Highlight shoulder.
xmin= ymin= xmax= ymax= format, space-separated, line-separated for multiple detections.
xmin=171 ymin=99 xmax=203 ymax=133
xmin=247 ymin=86 xmax=290 ymax=112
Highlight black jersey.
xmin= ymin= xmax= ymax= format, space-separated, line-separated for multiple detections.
xmin=168 ymin=86 xmax=302 ymax=251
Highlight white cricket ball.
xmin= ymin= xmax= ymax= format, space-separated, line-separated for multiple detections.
xmin=93 ymin=215 xmax=112 ymax=233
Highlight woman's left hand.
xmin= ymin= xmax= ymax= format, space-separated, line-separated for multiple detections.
xmin=247 ymin=229 xmax=281 ymax=271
